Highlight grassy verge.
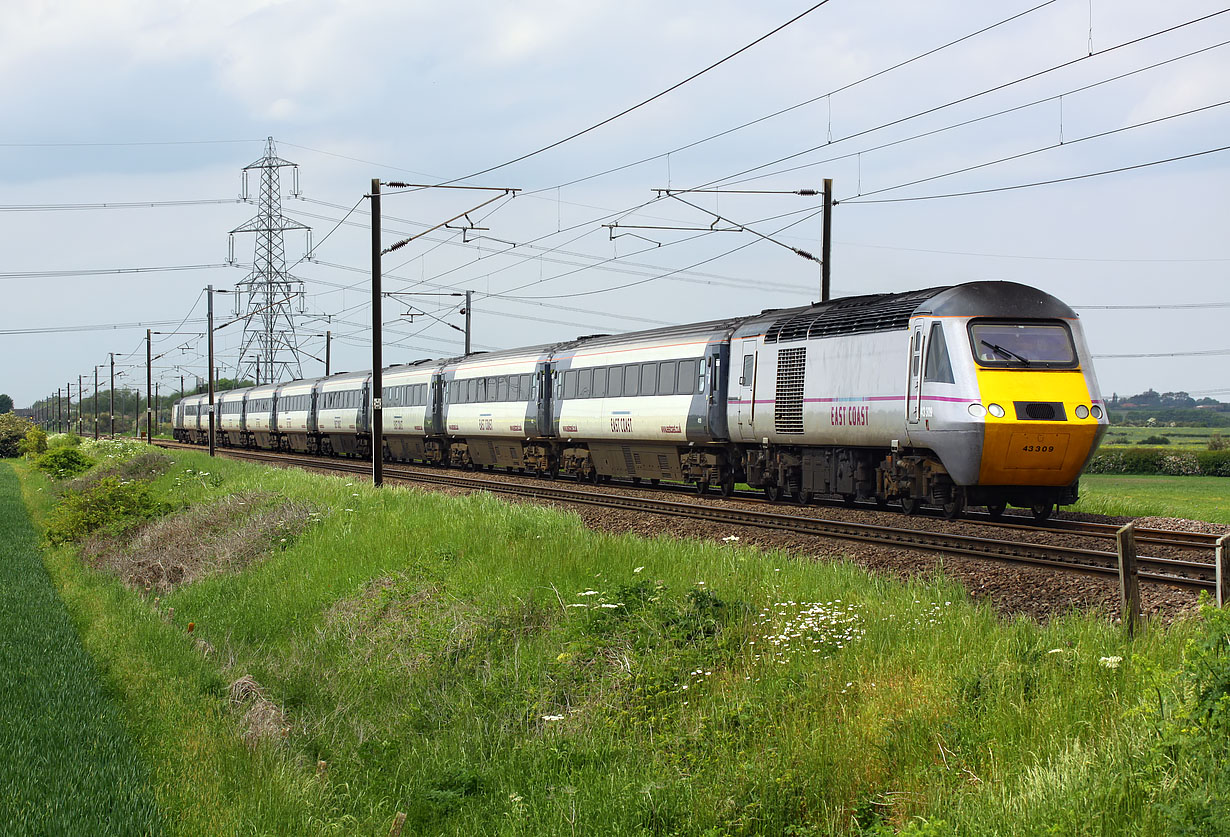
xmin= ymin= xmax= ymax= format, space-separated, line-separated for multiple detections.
xmin=13 ymin=448 xmax=1230 ymax=834
xmin=0 ymin=462 xmax=161 ymax=835
xmin=1073 ymin=474 xmax=1230 ymax=524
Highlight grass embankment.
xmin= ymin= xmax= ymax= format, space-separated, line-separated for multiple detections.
xmin=12 ymin=446 xmax=1230 ymax=835
xmin=0 ymin=462 xmax=161 ymax=835
xmin=1073 ymin=474 xmax=1230 ymax=524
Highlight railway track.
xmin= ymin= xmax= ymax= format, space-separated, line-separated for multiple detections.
xmin=157 ymin=441 xmax=1223 ymax=593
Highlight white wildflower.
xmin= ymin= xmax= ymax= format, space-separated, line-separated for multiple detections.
xmin=722 ymin=535 xmax=740 ymax=543
xmin=541 ymin=714 xmax=565 ymax=722
xmin=1099 ymin=656 xmax=1123 ymax=670
xmin=633 ymin=566 xmax=645 ymax=574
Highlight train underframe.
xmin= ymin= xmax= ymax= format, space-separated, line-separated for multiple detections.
xmin=176 ymin=429 xmax=1077 ymax=519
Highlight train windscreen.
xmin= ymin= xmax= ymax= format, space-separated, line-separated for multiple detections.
xmin=968 ymin=320 xmax=1077 ymax=369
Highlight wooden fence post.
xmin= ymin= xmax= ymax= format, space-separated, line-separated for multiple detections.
xmin=1116 ymin=522 xmax=1142 ymax=635
xmin=1217 ymin=534 xmax=1230 ymax=608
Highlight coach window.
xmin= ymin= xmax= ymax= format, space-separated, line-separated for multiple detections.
xmin=563 ymin=370 xmax=578 ymax=399
xmin=577 ymin=368 xmax=592 ymax=398
xmin=741 ymin=355 xmax=754 ymax=387
xmin=498 ymin=376 xmax=509 ymax=401
xmin=677 ymin=360 xmax=697 ymax=394
xmin=607 ymin=366 xmax=623 ymax=397
xmin=624 ymin=364 xmax=639 ymax=397
xmin=640 ymin=362 xmax=657 ymax=396
xmin=521 ymin=374 xmax=532 ymax=398
xmin=592 ymin=367 xmax=606 ymax=398
xmin=659 ymin=361 xmax=677 ymax=395
xmin=508 ymin=375 xmax=520 ymax=401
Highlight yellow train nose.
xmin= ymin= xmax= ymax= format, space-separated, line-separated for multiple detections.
xmin=974 ymin=370 xmax=1105 ymax=486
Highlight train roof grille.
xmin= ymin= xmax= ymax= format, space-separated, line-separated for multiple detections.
xmin=764 ymin=287 xmax=950 ymax=343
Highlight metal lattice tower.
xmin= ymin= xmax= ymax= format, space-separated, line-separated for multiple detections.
xmin=229 ymin=136 xmax=312 ymax=384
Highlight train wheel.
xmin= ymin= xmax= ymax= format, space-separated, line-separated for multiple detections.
xmin=942 ymin=490 xmax=966 ymax=520
xmin=1031 ymin=503 xmax=1054 ymax=522
xmin=900 ymin=496 xmax=921 ymax=515
xmin=718 ymin=472 xmax=736 ymax=498
xmin=986 ymin=503 xmax=1006 ymax=520
xmin=795 ymin=489 xmax=812 ymax=506
xmin=695 ymin=480 xmax=710 ymax=496
xmin=589 ymin=469 xmax=601 ymax=485
xmin=764 ymin=484 xmax=782 ymax=504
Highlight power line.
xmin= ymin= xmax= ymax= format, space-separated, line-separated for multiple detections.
xmin=0 ymin=263 xmax=231 ymax=282
xmin=0 ymin=318 xmax=203 ymax=336
xmin=836 ymin=99 xmax=1230 ymax=202
xmin=534 ymin=0 xmax=1062 ymax=194
xmin=1096 ymin=348 xmax=1230 ymax=358
xmin=702 ymin=7 xmax=1230 ymax=190
xmin=441 ymin=0 xmax=834 ymax=184
xmin=0 ymin=198 xmax=247 ymax=212
xmin=0 ymin=138 xmax=259 ymax=148
xmin=718 ymin=37 xmax=1230 ymax=187
xmin=843 ymin=241 xmax=1230 ymax=264
xmin=837 ymin=144 xmax=1230 ymax=204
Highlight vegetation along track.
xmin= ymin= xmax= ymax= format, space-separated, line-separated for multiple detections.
xmin=156 ymin=441 xmax=1219 ymax=593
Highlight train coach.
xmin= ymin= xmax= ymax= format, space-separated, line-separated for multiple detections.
xmin=173 ymin=281 xmax=1108 ymax=519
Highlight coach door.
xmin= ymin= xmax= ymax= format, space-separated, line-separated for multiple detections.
xmin=906 ymin=323 xmax=925 ymax=425
xmin=734 ymin=338 xmax=757 ymax=441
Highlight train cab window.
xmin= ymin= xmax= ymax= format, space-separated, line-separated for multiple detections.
xmin=498 ymin=376 xmax=509 ymax=401
xmin=592 ymin=367 xmax=606 ymax=398
xmin=658 ymin=361 xmax=676 ymax=395
xmin=563 ymin=370 xmax=578 ymax=399
xmin=968 ymin=320 xmax=1077 ymax=369
xmin=924 ymin=324 xmax=955 ymax=384
xmin=623 ymin=365 xmax=639 ymax=397
xmin=607 ymin=366 xmax=622 ymax=397
xmin=638 ymin=363 xmax=656 ymax=396
xmin=578 ymin=368 xmax=592 ymax=398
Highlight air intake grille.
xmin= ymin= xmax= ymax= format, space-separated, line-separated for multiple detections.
xmin=1014 ymin=401 xmax=1066 ymax=421
xmin=764 ymin=287 xmax=949 ymax=343
xmin=775 ymin=347 xmax=806 ymax=434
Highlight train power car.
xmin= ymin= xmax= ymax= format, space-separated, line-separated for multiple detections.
xmin=172 ymin=281 xmax=1107 ymax=518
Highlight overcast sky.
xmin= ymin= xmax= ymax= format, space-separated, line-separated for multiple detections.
xmin=2 ymin=0 xmax=1227 ymax=408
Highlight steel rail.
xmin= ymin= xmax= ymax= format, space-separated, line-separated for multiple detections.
xmin=157 ymin=441 xmax=1217 ymax=592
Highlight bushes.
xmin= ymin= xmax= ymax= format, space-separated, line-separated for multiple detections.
xmin=18 ymin=427 xmax=48 ymax=458
xmin=1138 ymin=435 xmax=1171 ymax=445
xmin=35 ymin=448 xmax=96 ymax=480
xmin=0 ymin=412 xmax=33 ymax=458
xmin=44 ymin=476 xmax=171 ymax=545
xmin=1087 ymin=447 xmax=1230 ymax=476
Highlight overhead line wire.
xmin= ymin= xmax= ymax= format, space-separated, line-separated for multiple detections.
xmin=699 ymin=7 xmax=1230 ymax=190
xmin=837 ymin=144 xmax=1230 ymax=203
xmin=439 ymin=0 xmax=835 ymax=185
xmin=836 ymin=98 xmax=1230 ymax=202
xmin=532 ymin=0 xmax=1062 ymax=194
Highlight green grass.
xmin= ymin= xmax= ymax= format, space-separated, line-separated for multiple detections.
xmin=0 ymin=462 xmax=162 ymax=835
xmin=1073 ymin=474 xmax=1230 ymax=524
xmin=11 ymin=449 xmax=1228 ymax=834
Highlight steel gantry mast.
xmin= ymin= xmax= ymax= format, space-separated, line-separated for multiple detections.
xmin=229 ymin=136 xmax=311 ymax=385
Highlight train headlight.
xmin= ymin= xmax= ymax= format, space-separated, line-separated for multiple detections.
xmin=987 ymin=403 xmax=1006 ymax=418
xmin=1075 ymin=405 xmax=1090 ymax=419
xmin=1091 ymin=405 xmax=1103 ymax=420
xmin=968 ymin=403 xmax=987 ymax=418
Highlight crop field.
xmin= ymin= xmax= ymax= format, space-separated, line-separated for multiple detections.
xmin=0 ymin=463 xmax=161 ymax=835
xmin=1073 ymin=474 xmax=1230 ymax=524
xmin=6 ymin=444 xmax=1230 ymax=835
xmin=1099 ymin=425 xmax=1223 ymax=448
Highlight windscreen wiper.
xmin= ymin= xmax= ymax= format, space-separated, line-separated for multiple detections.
xmin=981 ymin=340 xmax=1031 ymax=366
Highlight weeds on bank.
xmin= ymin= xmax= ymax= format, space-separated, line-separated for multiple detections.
xmin=17 ymin=447 xmax=1230 ymax=835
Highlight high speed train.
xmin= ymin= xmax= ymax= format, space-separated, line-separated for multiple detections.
xmin=173 ymin=281 xmax=1108 ymax=519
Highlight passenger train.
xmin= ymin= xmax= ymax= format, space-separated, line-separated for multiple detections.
xmin=173 ymin=281 xmax=1109 ymax=519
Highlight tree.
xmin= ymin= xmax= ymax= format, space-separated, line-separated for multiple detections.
xmin=0 ymin=393 xmax=12 ymax=414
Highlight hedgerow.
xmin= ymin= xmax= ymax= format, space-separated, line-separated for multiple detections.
xmin=1086 ymin=448 xmax=1230 ymax=476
